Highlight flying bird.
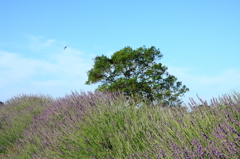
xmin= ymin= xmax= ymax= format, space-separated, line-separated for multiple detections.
xmin=64 ymin=46 xmax=68 ymax=50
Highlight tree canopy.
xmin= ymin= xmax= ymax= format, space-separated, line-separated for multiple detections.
xmin=85 ymin=46 xmax=189 ymax=107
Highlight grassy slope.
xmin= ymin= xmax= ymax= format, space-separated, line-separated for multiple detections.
xmin=0 ymin=91 xmax=239 ymax=158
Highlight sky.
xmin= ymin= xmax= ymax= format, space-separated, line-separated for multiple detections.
xmin=1 ymin=0 xmax=240 ymax=108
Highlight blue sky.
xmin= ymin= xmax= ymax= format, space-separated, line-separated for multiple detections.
xmin=1 ymin=0 xmax=240 ymax=107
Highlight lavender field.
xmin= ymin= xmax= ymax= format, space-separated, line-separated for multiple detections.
xmin=0 ymin=90 xmax=239 ymax=158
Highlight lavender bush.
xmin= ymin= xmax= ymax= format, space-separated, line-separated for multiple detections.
xmin=0 ymin=90 xmax=239 ymax=158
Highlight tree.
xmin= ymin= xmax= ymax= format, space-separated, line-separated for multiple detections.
xmin=85 ymin=46 xmax=189 ymax=107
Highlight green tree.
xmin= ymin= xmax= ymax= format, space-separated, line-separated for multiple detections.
xmin=85 ymin=46 xmax=189 ymax=107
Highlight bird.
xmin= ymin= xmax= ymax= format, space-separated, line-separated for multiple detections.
xmin=64 ymin=46 xmax=68 ymax=50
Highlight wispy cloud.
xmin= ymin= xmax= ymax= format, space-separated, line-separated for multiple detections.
xmin=27 ymin=36 xmax=56 ymax=51
xmin=0 ymin=42 xmax=98 ymax=101
xmin=0 ymin=51 xmax=54 ymax=83
xmin=167 ymin=65 xmax=240 ymax=104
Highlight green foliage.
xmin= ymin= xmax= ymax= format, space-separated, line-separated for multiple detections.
xmin=86 ymin=45 xmax=189 ymax=107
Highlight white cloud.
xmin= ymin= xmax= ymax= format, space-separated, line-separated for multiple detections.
xmin=27 ymin=36 xmax=56 ymax=51
xmin=167 ymin=65 xmax=240 ymax=88
xmin=167 ymin=65 xmax=240 ymax=105
xmin=0 ymin=46 xmax=98 ymax=101
xmin=0 ymin=51 xmax=57 ymax=78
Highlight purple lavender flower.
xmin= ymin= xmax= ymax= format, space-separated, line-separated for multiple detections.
xmin=197 ymin=145 xmax=204 ymax=156
xmin=201 ymin=134 xmax=208 ymax=140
